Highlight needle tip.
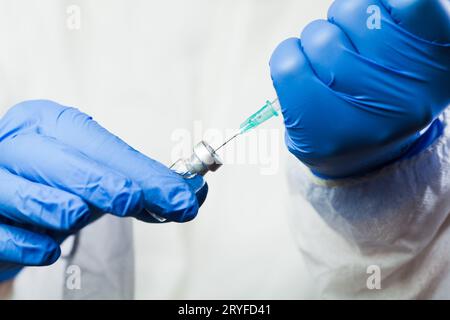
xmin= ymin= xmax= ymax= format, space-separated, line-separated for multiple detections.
xmin=214 ymin=132 xmax=240 ymax=152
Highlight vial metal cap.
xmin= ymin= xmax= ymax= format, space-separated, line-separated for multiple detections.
xmin=189 ymin=141 xmax=223 ymax=176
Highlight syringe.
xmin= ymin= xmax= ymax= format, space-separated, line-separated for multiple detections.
xmin=214 ymin=98 xmax=281 ymax=152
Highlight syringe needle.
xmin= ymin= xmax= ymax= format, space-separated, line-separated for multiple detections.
xmin=214 ymin=98 xmax=280 ymax=153
xmin=214 ymin=132 xmax=240 ymax=153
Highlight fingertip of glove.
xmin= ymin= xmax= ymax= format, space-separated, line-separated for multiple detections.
xmin=174 ymin=175 xmax=209 ymax=222
xmin=270 ymin=37 xmax=320 ymax=89
xmin=196 ymin=182 xmax=209 ymax=208
xmin=34 ymin=240 xmax=61 ymax=266
xmin=6 ymin=99 xmax=64 ymax=119
xmin=166 ymin=182 xmax=200 ymax=223
xmin=270 ymin=38 xmax=302 ymax=76
xmin=46 ymin=249 xmax=61 ymax=266
xmin=139 ymin=169 xmax=204 ymax=223
xmin=45 ymin=244 xmax=61 ymax=266
xmin=327 ymin=0 xmax=354 ymax=21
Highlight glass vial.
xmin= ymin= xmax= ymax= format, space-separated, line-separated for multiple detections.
xmin=149 ymin=141 xmax=223 ymax=222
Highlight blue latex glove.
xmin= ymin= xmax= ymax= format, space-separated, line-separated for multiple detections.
xmin=0 ymin=100 xmax=207 ymax=281
xmin=270 ymin=0 xmax=450 ymax=178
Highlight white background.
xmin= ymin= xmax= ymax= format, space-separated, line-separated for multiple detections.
xmin=0 ymin=0 xmax=333 ymax=299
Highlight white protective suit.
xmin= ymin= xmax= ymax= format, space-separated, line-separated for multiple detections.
xmin=2 ymin=0 xmax=448 ymax=300
xmin=288 ymin=111 xmax=450 ymax=299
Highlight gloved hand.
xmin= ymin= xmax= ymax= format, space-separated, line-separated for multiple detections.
xmin=0 ymin=99 xmax=207 ymax=281
xmin=270 ymin=0 xmax=450 ymax=178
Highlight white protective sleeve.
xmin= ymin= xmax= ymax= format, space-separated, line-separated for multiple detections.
xmin=287 ymin=112 xmax=450 ymax=299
